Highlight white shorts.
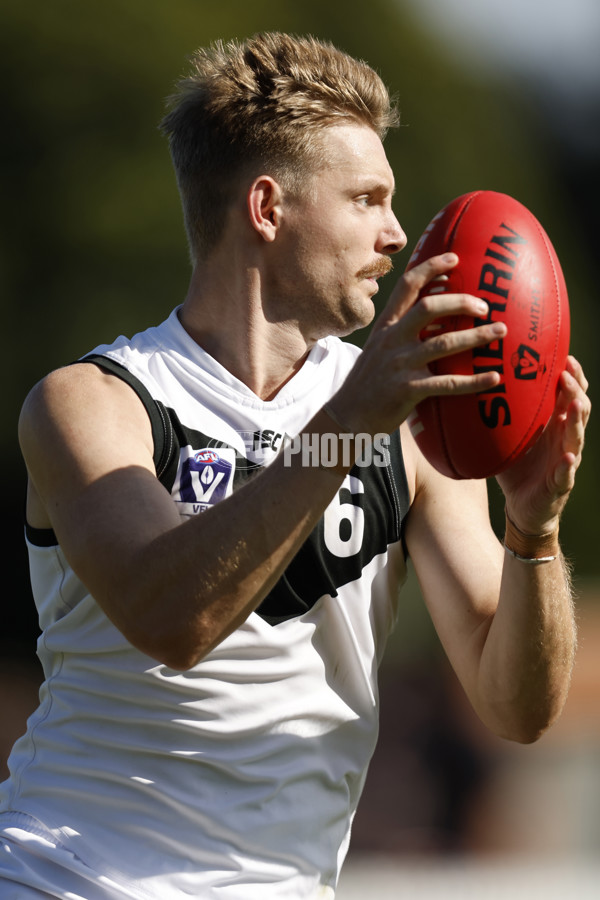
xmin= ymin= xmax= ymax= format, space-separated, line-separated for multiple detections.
xmin=0 ymin=827 xmax=146 ymax=900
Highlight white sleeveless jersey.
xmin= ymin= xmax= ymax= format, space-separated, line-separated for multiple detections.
xmin=0 ymin=308 xmax=410 ymax=899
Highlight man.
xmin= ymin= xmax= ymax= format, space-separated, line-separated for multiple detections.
xmin=0 ymin=31 xmax=589 ymax=900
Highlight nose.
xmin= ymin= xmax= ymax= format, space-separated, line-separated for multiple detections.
xmin=378 ymin=211 xmax=407 ymax=256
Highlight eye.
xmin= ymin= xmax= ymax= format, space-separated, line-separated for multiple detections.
xmin=356 ymin=195 xmax=370 ymax=207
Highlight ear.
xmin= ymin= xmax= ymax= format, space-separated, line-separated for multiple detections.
xmin=246 ymin=176 xmax=283 ymax=243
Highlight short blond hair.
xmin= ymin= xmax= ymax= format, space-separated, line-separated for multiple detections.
xmin=160 ymin=32 xmax=398 ymax=262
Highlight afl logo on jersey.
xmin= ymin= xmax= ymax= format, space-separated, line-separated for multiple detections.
xmin=174 ymin=444 xmax=236 ymax=517
xmin=194 ymin=449 xmax=220 ymax=464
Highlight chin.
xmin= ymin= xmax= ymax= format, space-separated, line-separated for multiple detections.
xmin=332 ymin=304 xmax=375 ymax=338
xmin=306 ymin=292 xmax=376 ymax=341
xmin=349 ymin=295 xmax=377 ymax=328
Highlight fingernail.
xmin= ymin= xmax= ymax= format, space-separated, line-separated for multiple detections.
xmin=442 ymin=253 xmax=458 ymax=264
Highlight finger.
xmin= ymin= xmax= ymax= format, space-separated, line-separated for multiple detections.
xmin=409 ymin=368 xmax=502 ymax=400
xmin=562 ymin=396 xmax=587 ymax=457
xmin=556 ymin=370 xmax=592 ymax=427
xmin=381 ymin=253 xmax=460 ymax=325
xmin=565 ymin=355 xmax=589 ymax=394
xmin=416 ymin=319 xmax=507 ymax=367
xmin=553 ymin=452 xmax=578 ymax=497
xmin=377 ymin=292 xmax=492 ymax=352
xmin=413 ymin=293 xmax=491 ymax=335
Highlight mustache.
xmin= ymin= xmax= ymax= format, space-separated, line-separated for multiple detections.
xmin=356 ymin=257 xmax=394 ymax=280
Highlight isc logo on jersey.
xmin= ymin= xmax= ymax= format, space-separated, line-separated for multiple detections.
xmin=173 ymin=445 xmax=236 ymax=517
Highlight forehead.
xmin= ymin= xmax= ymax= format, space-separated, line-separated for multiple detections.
xmin=312 ymin=123 xmax=395 ymax=191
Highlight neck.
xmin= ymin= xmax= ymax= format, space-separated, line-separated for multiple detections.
xmin=179 ymin=264 xmax=313 ymax=401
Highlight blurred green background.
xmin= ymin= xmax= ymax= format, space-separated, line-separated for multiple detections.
xmin=1 ymin=0 xmax=599 ymax=869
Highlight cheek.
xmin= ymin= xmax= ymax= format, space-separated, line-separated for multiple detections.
xmin=282 ymin=217 xmax=357 ymax=289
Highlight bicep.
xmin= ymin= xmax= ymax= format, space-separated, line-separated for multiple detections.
xmin=19 ymin=365 xmax=181 ymax=597
xmin=404 ymin=434 xmax=504 ymax=692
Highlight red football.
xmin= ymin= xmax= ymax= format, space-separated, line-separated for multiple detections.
xmin=405 ymin=190 xmax=570 ymax=479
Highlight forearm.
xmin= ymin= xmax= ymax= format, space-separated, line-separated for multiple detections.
xmin=110 ymin=408 xmax=352 ymax=668
xmin=473 ymin=531 xmax=576 ymax=743
xmin=475 ymin=355 xmax=589 ymax=741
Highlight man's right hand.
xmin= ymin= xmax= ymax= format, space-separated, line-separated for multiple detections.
xmin=327 ymin=253 xmax=507 ymax=436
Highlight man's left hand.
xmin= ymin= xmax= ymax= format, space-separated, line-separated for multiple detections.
xmin=496 ymin=355 xmax=591 ymax=535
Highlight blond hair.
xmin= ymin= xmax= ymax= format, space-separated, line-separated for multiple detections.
xmin=160 ymin=32 xmax=398 ymax=262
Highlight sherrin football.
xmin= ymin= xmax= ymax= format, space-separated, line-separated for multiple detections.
xmin=406 ymin=190 xmax=570 ymax=479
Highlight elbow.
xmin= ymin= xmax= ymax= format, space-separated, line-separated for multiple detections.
xmin=123 ymin=631 xmax=209 ymax=672
xmin=155 ymin=643 xmax=207 ymax=672
xmin=102 ymin=573 xmax=248 ymax=670
xmin=160 ymin=656 xmax=203 ymax=673
xmin=498 ymin=721 xmax=549 ymax=745
xmin=485 ymin=695 xmax=567 ymax=745
xmin=137 ymin=624 xmax=219 ymax=671
xmin=475 ymin=657 xmax=575 ymax=745
xmin=511 ymin=704 xmax=566 ymax=745
xmin=147 ymin=607 xmax=244 ymax=670
xmin=111 ymin=607 xmax=215 ymax=671
xmin=104 ymin=582 xmax=228 ymax=671
xmin=141 ymin=599 xmax=252 ymax=670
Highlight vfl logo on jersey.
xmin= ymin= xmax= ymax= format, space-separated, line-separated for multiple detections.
xmin=173 ymin=445 xmax=236 ymax=517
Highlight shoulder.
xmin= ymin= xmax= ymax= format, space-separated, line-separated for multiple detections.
xmin=20 ymin=363 xmax=152 ymax=449
xmin=19 ymin=363 xmax=156 ymax=511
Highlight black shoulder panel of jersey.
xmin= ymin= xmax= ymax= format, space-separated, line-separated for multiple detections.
xmin=25 ymin=355 xmax=180 ymax=549
xmin=80 ymin=354 xmax=179 ymax=485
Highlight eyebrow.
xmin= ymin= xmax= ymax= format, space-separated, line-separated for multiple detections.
xmin=356 ymin=179 xmax=396 ymax=197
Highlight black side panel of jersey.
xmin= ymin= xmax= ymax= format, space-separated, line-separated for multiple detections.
xmin=257 ymin=429 xmax=409 ymax=623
